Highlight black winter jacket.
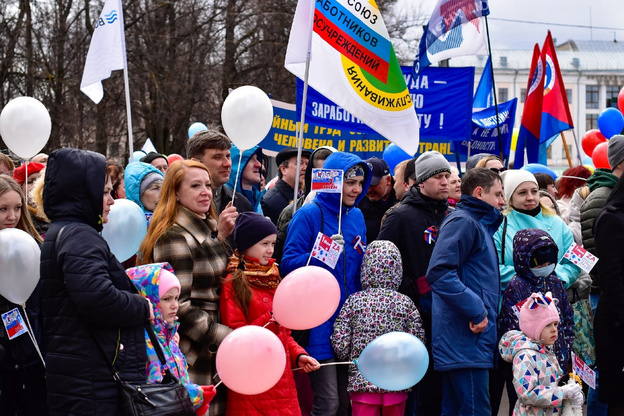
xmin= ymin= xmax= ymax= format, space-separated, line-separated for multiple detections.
xmin=261 ymin=178 xmax=295 ymax=225
xmin=377 ymin=186 xmax=447 ymax=314
xmin=41 ymin=148 xmax=149 ymax=415
xmin=593 ymin=173 xmax=624 ymax=373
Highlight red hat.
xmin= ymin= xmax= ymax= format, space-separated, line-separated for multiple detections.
xmin=12 ymin=162 xmax=45 ymax=185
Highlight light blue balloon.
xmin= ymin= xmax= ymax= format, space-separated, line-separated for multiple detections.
xmin=355 ymin=332 xmax=429 ymax=391
xmin=188 ymin=122 xmax=208 ymax=138
xmin=597 ymin=107 xmax=624 ymax=139
xmin=132 ymin=150 xmax=146 ymax=163
xmin=382 ymin=144 xmax=412 ymax=174
xmin=101 ymin=199 xmax=148 ymax=262
xmin=582 ymin=155 xmax=594 ymax=166
xmin=522 ymin=163 xmax=557 ymax=180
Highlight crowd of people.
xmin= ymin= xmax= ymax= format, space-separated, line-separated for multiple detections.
xmin=0 ymin=131 xmax=623 ymax=416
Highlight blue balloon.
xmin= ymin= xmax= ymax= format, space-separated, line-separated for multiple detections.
xmin=355 ymin=332 xmax=428 ymax=391
xmin=101 ymin=199 xmax=148 ymax=263
xmin=188 ymin=122 xmax=208 ymax=138
xmin=131 ymin=150 xmax=146 ymax=163
xmin=522 ymin=163 xmax=557 ymax=180
xmin=597 ymin=108 xmax=624 ymax=139
xmin=582 ymin=155 xmax=594 ymax=166
xmin=382 ymin=144 xmax=412 ymax=174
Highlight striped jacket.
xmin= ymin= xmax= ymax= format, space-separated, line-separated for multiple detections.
xmin=153 ymin=206 xmax=231 ymax=415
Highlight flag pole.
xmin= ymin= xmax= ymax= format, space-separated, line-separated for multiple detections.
xmin=560 ymin=132 xmax=573 ymax=168
xmin=117 ymin=0 xmax=134 ymax=162
xmin=292 ymin=2 xmax=315 ymax=217
xmin=484 ymin=15 xmax=504 ymax=165
xmin=571 ymin=130 xmax=583 ymax=164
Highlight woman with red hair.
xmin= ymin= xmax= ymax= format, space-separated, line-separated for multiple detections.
xmin=556 ymin=166 xmax=592 ymax=223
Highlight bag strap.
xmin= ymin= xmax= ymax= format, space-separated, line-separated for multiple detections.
xmin=500 ymin=216 xmax=508 ymax=264
xmin=52 ymin=226 xmax=168 ymax=379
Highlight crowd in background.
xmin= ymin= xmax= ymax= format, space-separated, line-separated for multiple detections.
xmin=1 ymin=131 xmax=624 ymax=416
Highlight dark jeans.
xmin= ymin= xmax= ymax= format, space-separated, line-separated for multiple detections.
xmin=308 ymin=358 xmax=349 ymax=416
xmin=441 ymin=369 xmax=491 ymax=416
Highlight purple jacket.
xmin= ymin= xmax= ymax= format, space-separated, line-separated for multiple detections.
xmin=500 ymin=228 xmax=575 ymax=370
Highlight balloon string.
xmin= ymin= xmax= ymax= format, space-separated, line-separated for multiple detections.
xmin=292 ymin=361 xmax=354 ymax=371
xmin=20 ymin=303 xmax=45 ymax=368
xmin=230 ymin=152 xmax=243 ymax=206
xmin=214 ymin=380 xmax=223 ymax=389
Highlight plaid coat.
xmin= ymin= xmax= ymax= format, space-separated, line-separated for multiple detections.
xmin=153 ymin=207 xmax=231 ymax=415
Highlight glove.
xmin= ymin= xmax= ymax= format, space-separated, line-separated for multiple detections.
xmin=197 ymin=385 xmax=217 ymax=416
xmin=561 ymin=383 xmax=583 ymax=406
xmin=331 ymin=234 xmax=345 ymax=247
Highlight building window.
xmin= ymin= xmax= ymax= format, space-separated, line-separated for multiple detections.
xmin=498 ymin=88 xmax=508 ymax=103
xmin=565 ymin=89 xmax=572 ymax=104
xmin=520 ymin=88 xmax=526 ymax=103
xmin=586 ymin=85 xmax=599 ymax=109
xmin=606 ymin=86 xmax=621 ymax=108
xmin=586 ymin=114 xmax=599 ymax=130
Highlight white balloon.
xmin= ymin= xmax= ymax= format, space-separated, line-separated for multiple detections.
xmin=221 ymin=86 xmax=273 ymax=150
xmin=101 ymin=199 xmax=148 ymax=262
xmin=0 ymin=228 xmax=41 ymax=304
xmin=0 ymin=97 xmax=52 ymax=159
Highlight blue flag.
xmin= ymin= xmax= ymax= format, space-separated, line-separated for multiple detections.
xmin=473 ymin=56 xmax=494 ymax=109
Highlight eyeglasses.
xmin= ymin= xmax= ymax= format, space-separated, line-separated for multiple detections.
xmin=490 ymin=167 xmax=507 ymax=174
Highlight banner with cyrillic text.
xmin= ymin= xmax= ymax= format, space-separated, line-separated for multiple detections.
xmin=458 ymin=98 xmax=518 ymax=158
xmin=260 ymin=99 xmax=463 ymax=162
xmin=296 ymin=66 xmax=474 ymax=142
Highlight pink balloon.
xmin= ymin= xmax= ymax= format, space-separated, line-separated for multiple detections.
xmin=167 ymin=153 xmax=184 ymax=165
xmin=216 ymin=326 xmax=286 ymax=395
xmin=273 ymin=266 xmax=341 ymax=330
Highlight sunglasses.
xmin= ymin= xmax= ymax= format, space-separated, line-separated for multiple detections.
xmin=490 ymin=167 xmax=507 ymax=174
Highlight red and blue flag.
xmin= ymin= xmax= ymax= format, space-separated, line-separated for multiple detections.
xmin=540 ymin=31 xmax=574 ymax=146
xmin=515 ymin=44 xmax=544 ymax=167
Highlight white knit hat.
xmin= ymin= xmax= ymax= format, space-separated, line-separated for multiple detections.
xmin=500 ymin=169 xmax=538 ymax=204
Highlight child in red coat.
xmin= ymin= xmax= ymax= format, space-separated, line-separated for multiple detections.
xmin=220 ymin=212 xmax=320 ymax=415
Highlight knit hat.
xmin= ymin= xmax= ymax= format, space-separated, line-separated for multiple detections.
xmin=530 ymin=245 xmax=558 ymax=267
xmin=12 ymin=162 xmax=45 ymax=185
xmin=500 ymin=169 xmax=538 ymax=203
xmin=140 ymin=152 xmax=168 ymax=166
xmin=158 ymin=268 xmax=181 ymax=299
xmin=365 ymin=157 xmax=390 ymax=186
xmin=608 ymin=135 xmax=624 ymax=169
xmin=519 ymin=292 xmax=560 ymax=341
xmin=140 ymin=172 xmax=164 ymax=197
xmin=233 ymin=212 xmax=278 ymax=253
xmin=414 ymin=151 xmax=451 ymax=184
xmin=403 ymin=157 xmax=417 ymax=182
xmin=465 ymin=153 xmax=491 ymax=171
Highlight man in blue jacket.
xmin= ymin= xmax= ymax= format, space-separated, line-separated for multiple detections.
xmin=426 ymin=167 xmax=505 ymax=416
xmin=281 ymin=151 xmax=371 ymax=416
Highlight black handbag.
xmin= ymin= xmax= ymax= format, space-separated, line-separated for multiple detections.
xmin=113 ymin=324 xmax=195 ymax=416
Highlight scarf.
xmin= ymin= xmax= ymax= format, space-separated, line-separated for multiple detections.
xmin=226 ymin=254 xmax=281 ymax=290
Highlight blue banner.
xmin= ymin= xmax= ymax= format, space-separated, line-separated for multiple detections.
xmin=458 ymin=98 xmax=518 ymax=158
xmin=297 ymin=66 xmax=474 ymax=142
xmin=259 ymin=100 xmax=463 ymax=162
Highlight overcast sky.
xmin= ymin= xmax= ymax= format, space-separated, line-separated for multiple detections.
xmin=410 ymin=0 xmax=624 ymax=50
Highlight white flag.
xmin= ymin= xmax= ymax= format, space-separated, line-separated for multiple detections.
xmin=80 ymin=0 xmax=125 ymax=104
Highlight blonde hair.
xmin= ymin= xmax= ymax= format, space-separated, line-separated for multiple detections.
xmin=138 ymin=160 xmax=215 ymax=264
xmin=0 ymin=175 xmax=43 ymax=242
xmin=475 ymin=155 xmax=503 ymax=168
xmin=29 ymin=167 xmax=49 ymax=223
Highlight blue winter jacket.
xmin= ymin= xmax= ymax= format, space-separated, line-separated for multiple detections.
xmin=226 ymin=145 xmax=264 ymax=214
xmin=124 ymin=162 xmax=164 ymax=213
xmin=426 ymin=195 xmax=503 ymax=371
xmin=281 ymin=152 xmax=371 ymax=360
